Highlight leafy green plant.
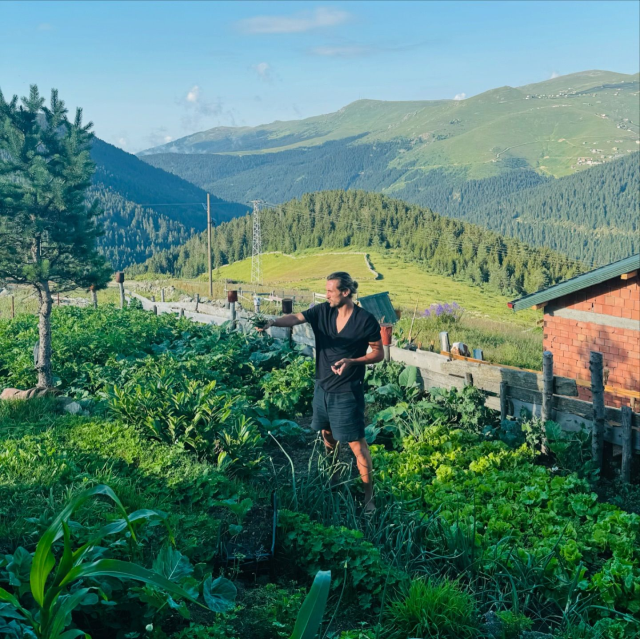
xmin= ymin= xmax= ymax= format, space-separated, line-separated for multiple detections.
xmin=278 ymin=510 xmax=405 ymax=611
xmin=289 ymin=570 xmax=331 ymax=639
xmin=217 ymin=417 xmax=265 ymax=478
xmin=250 ymin=314 xmax=270 ymax=330
xmin=260 ymin=357 xmax=315 ymax=417
xmin=0 ymin=485 xmax=237 ymax=639
xmin=545 ymin=421 xmax=594 ymax=477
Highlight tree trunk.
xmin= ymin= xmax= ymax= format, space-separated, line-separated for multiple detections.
xmin=36 ymin=282 xmax=54 ymax=389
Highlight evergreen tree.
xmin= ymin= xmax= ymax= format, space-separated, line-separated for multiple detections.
xmin=0 ymin=85 xmax=111 ymax=388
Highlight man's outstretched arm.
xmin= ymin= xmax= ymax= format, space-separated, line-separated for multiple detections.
xmin=265 ymin=312 xmax=307 ymax=329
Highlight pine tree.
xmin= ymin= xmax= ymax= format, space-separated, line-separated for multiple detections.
xmin=0 ymin=85 xmax=111 ymax=388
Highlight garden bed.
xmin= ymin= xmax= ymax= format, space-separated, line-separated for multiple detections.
xmin=0 ymin=305 xmax=638 ymax=639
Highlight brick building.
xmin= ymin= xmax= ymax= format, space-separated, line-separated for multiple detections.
xmin=509 ymin=254 xmax=640 ymax=408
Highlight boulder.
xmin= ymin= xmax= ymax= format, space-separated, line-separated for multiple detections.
xmin=63 ymin=401 xmax=83 ymax=415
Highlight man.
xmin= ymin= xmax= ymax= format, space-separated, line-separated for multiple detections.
xmin=262 ymin=272 xmax=384 ymax=512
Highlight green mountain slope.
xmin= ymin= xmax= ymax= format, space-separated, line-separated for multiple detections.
xmin=89 ymin=138 xmax=250 ymax=269
xmin=130 ymin=190 xmax=582 ymax=299
xmin=140 ymin=70 xmax=639 ymax=180
xmin=139 ymin=71 xmax=638 ymax=265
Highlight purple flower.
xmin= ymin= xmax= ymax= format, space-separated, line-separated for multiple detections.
xmin=423 ymin=309 xmax=431 ymax=318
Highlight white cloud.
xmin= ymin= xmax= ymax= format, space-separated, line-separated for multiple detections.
xmin=179 ymin=85 xmax=238 ymax=131
xmin=253 ymin=62 xmax=273 ymax=82
xmin=237 ymin=6 xmax=350 ymax=34
xmin=164 ymin=136 xmax=173 ymax=143
xmin=116 ymin=137 xmax=127 ymax=148
xmin=310 ymin=45 xmax=372 ymax=58
xmin=453 ymin=93 xmax=466 ymax=101
xmin=186 ymin=85 xmax=200 ymax=103
xmin=550 ymin=71 xmax=560 ymax=79
xmin=37 ymin=23 xmax=54 ymax=31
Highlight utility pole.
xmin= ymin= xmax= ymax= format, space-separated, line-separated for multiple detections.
xmin=251 ymin=200 xmax=262 ymax=285
xmin=207 ymin=193 xmax=213 ymax=297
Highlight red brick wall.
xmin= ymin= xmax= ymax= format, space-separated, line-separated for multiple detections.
xmin=543 ymin=276 xmax=640 ymax=408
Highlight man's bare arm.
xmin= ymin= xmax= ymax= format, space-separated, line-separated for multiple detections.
xmin=266 ymin=313 xmax=307 ymax=329
xmin=332 ymin=340 xmax=384 ymax=375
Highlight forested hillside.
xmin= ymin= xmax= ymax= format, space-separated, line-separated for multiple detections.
xmin=88 ymin=186 xmax=194 ymax=267
xmin=130 ymin=190 xmax=582 ymax=297
xmin=445 ymin=153 xmax=639 ymax=264
xmin=89 ymin=138 xmax=249 ymax=269
xmin=142 ymin=148 xmax=638 ymax=265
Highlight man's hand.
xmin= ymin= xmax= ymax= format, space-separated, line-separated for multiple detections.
xmin=255 ymin=319 xmax=274 ymax=332
xmin=332 ymin=358 xmax=352 ymax=375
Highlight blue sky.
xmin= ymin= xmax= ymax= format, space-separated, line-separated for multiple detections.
xmin=2 ymin=1 xmax=638 ymax=152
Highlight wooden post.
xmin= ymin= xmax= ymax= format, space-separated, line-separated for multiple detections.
xmin=439 ymin=331 xmax=450 ymax=354
xmin=152 ymin=304 xmax=158 ymax=315
xmin=119 ymin=283 xmax=125 ymax=309
xmin=621 ymin=405 xmax=633 ymax=484
xmin=500 ymin=381 xmax=508 ymax=421
xmin=542 ymin=351 xmax=553 ymax=423
xmin=408 ymin=298 xmax=419 ymax=344
xmin=57 ymin=293 xmax=60 ymax=306
xmin=179 ymin=307 xmax=184 ymax=319
xmin=207 ymin=193 xmax=213 ymax=298
xmin=590 ymin=351 xmax=605 ymax=473
xmin=465 ymin=373 xmax=474 ymax=387
xmin=195 ymin=293 xmax=200 ymax=313
xmin=151 ymin=295 xmax=155 ymax=303
xmin=161 ymin=288 xmax=165 ymax=303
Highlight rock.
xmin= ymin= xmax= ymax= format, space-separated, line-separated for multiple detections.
xmin=1 ymin=387 xmax=52 ymax=400
xmin=63 ymin=401 xmax=83 ymax=415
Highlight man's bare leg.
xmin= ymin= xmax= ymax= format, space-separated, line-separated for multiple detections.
xmin=321 ymin=429 xmax=340 ymax=485
xmin=348 ymin=438 xmax=375 ymax=512
xmin=321 ymin=429 xmax=338 ymax=454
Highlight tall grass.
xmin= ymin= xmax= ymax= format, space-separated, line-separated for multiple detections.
xmin=396 ymin=315 xmax=543 ymax=370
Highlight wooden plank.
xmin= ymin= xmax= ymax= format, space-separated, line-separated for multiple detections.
xmin=575 ymin=378 xmax=640 ymax=400
xmin=440 ymin=351 xmax=577 ymax=396
xmin=590 ymin=351 xmax=605 ymax=471
xmin=533 ymin=302 xmax=547 ymax=310
xmin=621 ymin=406 xmax=633 ymax=483
xmin=621 ymin=270 xmax=637 ymax=280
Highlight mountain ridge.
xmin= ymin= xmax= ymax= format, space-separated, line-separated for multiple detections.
xmin=139 ymin=69 xmax=639 ymax=174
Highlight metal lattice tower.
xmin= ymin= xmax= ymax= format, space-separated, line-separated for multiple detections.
xmin=250 ymin=200 xmax=262 ymax=284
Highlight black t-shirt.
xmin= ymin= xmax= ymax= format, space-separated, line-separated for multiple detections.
xmin=302 ymin=302 xmax=381 ymax=393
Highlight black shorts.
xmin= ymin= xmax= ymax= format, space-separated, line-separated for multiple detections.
xmin=311 ymin=382 xmax=366 ymax=442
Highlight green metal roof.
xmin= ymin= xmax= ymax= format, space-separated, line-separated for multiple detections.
xmin=358 ymin=291 xmax=397 ymax=324
xmin=509 ymin=253 xmax=640 ymax=312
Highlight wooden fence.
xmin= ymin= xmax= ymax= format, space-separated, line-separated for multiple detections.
xmin=126 ymin=290 xmax=640 ymax=462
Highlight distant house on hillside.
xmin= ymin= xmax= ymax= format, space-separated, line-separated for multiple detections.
xmin=509 ymin=254 xmax=640 ymax=409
